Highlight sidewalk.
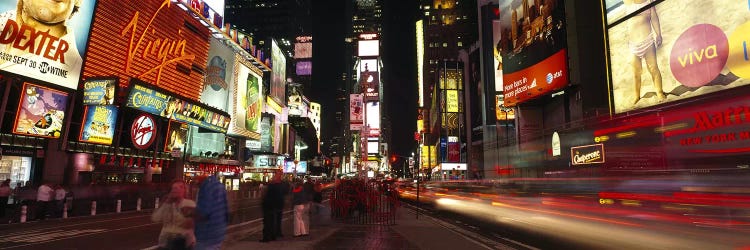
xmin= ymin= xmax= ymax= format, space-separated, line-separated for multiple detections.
xmin=226 ymin=203 xmax=496 ymax=250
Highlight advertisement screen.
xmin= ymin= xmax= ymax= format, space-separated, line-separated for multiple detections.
xmin=296 ymin=61 xmax=312 ymax=76
xmin=79 ymin=105 xmax=118 ymax=145
xmin=446 ymin=90 xmax=459 ymax=113
xmin=125 ymin=81 xmax=230 ymax=133
xmin=0 ymin=0 xmax=97 ymax=90
xmin=82 ymin=0 xmax=210 ymax=100
xmin=361 ymin=71 xmax=379 ymax=101
xmin=164 ymin=121 xmax=188 ymax=152
xmin=367 ymin=140 xmax=379 ymax=154
xmin=270 ymin=39 xmax=287 ymax=106
xmin=360 ymin=59 xmax=378 ymax=72
xmin=349 ymin=94 xmax=364 ymax=130
xmin=260 ymin=115 xmax=274 ymax=153
xmin=13 ymin=83 xmax=69 ymax=138
xmin=358 ymin=40 xmax=380 ymax=57
xmin=366 ymin=101 xmax=380 ymax=136
xmin=606 ymin=0 xmax=750 ymax=114
xmin=499 ymin=0 xmax=568 ymax=107
xmin=83 ymin=78 xmax=117 ymax=106
xmin=284 ymin=161 xmax=307 ymax=173
xmin=493 ymin=18 xmax=503 ymax=92
xmin=235 ymin=62 xmax=263 ymax=134
xmin=294 ymin=42 xmax=312 ymax=59
xmin=202 ymin=38 xmax=234 ymax=112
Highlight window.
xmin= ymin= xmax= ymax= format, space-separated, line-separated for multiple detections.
xmin=457 ymin=41 xmax=463 ymax=47
xmin=442 ymin=43 xmax=448 ymax=47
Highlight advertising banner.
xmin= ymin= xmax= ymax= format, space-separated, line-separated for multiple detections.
xmin=164 ymin=121 xmax=188 ymax=152
xmin=296 ymin=61 xmax=312 ymax=76
xmin=82 ymin=0 xmax=210 ymax=100
xmin=440 ymin=137 xmax=447 ymax=162
xmin=294 ymin=42 xmax=312 ymax=59
xmin=202 ymin=38 xmax=234 ymax=112
xmin=260 ymin=115 xmax=274 ymax=153
xmin=606 ymin=0 xmax=750 ymax=114
xmin=495 ymin=94 xmax=515 ymax=120
xmin=270 ymin=39 xmax=287 ymax=106
xmin=358 ymin=40 xmax=379 ymax=57
xmin=349 ymin=94 xmax=364 ymax=130
xmin=360 ymin=59 xmax=378 ymax=72
xmin=447 ymin=142 xmax=460 ymax=162
xmin=13 ymin=83 xmax=69 ymax=138
xmin=446 ymin=90 xmax=459 ymax=112
xmin=234 ymin=62 xmax=262 ymax=135
xmin=499 ymin=0 xmax=568 ymax=106
xmin=79 ymin=105 xmax=118 ymax=145
xmin=366 ymin=101 xmax=380 ymax=136
xmin=571 ymin=144 xmax=605 ymax=165
xmin=284 ymin=161 xmax=308 ymax=173
xmin=125 ymin=81 xmax=230 ymax=133
xmin=361 ymin=71 xmax=379 ymax=101
xmin=0 ymin=0 xmax=97 ymax=90
xmin=83 ymin=78 xmax=117 ymax=106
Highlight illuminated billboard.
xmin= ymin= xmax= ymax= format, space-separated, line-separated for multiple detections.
xmin=416 ymin=20 xmax=425 ymax=107
xmin=360 ymin=59 xmax=378 ymax=72
xmin=366 ymin=101 xmax=380 ymax=136
xmin=296 ymin=61 xmax=312 ymax=76
xmin=294 ymin=42 xmax=312 ymax=59
xmin=13 ymin=83 xmax=69 ymax=138
xmin=499 ymin=0 xmax=568 ymax=107
xmin=367 ymin=140 xmax=379 ymax=154
xmin=492 ymin=16 xmax=503 ymax=92
xmin=202 ymin=38 xmax=234 ymax=112
xmin=350 ymin=94 xmax=364 ymax=130
xmin=83 ymin=78 xmax=117 ymax=106
xmin=496 ymin=95 xmax=515 ymax=120
xmin=165 ymin=121 xmax=188 ymax=152
xmin=446 ymin=90 xmax=459 ymax=113
xmin=260 ymin=115 xmax=275 ymax=153
xmin=233 ymin=61 xmax=263 ymax=136
xmin=79 ymin=105 xmax=118 ymax=145
xmin=606 ymin=0 xmax=750 ymax=114
xmin=284 ymin=161 xmax=307 ymax=174
xmin=0 ymin=0 xmax=97 ymax=90
xmin=82 ymin=0 xmax=210 ymax=101
xmin=358 ymin=40 xmax=380 ymax=57
xmin=361 ymin=71 xmax=379 ymax=101
xmin=270 ymin=39 xmax=287 ymax=106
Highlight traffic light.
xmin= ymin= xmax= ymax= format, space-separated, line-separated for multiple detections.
xmin=390 ymin=154 xmax=398 ymax=164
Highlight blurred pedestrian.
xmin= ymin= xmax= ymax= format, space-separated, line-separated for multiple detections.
xmin=0 ymin=179 xmax=11 ymax=219
xmin=260 ymin=174 xmax=283 ymax=242
xmin=312 ymin=181 xmax=323 ymax=214
xmin=36 ymin=182 xmax=53 ymax=220
xmin=292 ymin=182 xmax=308 ymax=237
xmin=194 ymin=175 xmax=228 ymax=250
xmin=152 ymin=180 xmax=195 ymax=250
xmin=302 ymin=179 xmax=314 ymax=233
xmin=54 ymin=185 xmax=67 ymax=218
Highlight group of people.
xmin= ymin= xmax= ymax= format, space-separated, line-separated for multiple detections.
xmin=0 ymin=180 xmax=70 ymax=221
xmin=260 ymin=174 xmax=323 ymax=242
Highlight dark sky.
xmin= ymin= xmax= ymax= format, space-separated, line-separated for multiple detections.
xmin=312 ymin=1 xmax=418 ymax=158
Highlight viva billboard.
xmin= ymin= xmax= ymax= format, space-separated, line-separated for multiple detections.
xmin=606 ymin=0 xmax=750 ymax=113
xmin=0 ymin=0 xmax=97 ymax=90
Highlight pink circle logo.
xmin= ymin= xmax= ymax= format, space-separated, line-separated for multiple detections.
xmin=669 ymin=24 xmax=729 ymax=87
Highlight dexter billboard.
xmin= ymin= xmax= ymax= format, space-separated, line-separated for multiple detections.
xmin=606 ymin=0 xmax=750 ymax=114
xmin=0 ymin=0 xmax=97 ymax=90
xmin=499 ymin=0 xmax=568 ymax=107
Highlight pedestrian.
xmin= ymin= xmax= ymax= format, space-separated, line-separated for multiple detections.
xmin=0 ymin=179 xmax=11 ymax=219
xmin=292 ymin=182 xmax=308 ymax=237
xmin=260 ymin=173 xmax=283 ymax=242
xmin=151 ymin=180 xmax=195 ymax=250
xmin=194 ymin=175 xmax=228 ymax=250
xmin=312 ymin=181 xmax=323 ymax=214
xmin=302 ymin=178 xmax=314 ymax=233
xmin=54 ymin=185 xmax=67 ymax=218
xmin=36 ymin=182 xmax=53 ymax=220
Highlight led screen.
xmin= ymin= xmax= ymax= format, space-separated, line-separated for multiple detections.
xmin=270 ymin=39 xmax=287 ymax=106
xmin=296 ymin=61 xmax=312 ymax=76
xmin=361 ymin=71 xmax=379 ymax=101
xmin=79 ymin=105 xmax=118 ymax=145
xmin=13 ymin=83 xmax=69 ymax=138
xmin=366 ymin=101 xmax=380 ymax=136
xmin=294 ymin=43 xmax=312 ymax=59
xmin=360 ymin=59 xmax=378 ymax=72
xmin=0 ymin=0 xmax=97 ymax=90
xmin=284 ymin=161 xmax=307 ymax=173
xmin=367 ymin=141 xmax=379 ymax=154
xmin=606 ymin=0 xmax=750 ymax=113
xmin=358 ymin=40 xmax=380 ymax=57
xmin=499 ymin=0 xmax=568 ymax=107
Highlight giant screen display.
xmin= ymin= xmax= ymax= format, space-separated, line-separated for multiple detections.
xmin=0 ymin=0 xmax=97 ymax=90
xmin=499 ymin=0 xmax=568 ymax=107
xmin=14 ymin=83 xmax=69 ymax=138
xmin=270 ymin=39 xmax=287 ymax=106
xmin=606 ymin=0 xmax=750 ymax=113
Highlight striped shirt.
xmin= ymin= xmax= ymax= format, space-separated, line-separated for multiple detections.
xmin=194 ymin=176 xmax=228 ymax=245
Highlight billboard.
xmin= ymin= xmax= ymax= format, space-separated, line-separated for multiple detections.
xmin=125 ymin=81 xmax=230 ymax=133
xmin=416 ymin=20 xmax=425 ymax=107
xmin=202 ymin=37 xmax=234 ymax=112
xmin=360 ymin=59 xmax=378 ymax=72
xmin=0 ymin=0 xmax=96 ymax=90
xmin=234 ymin=61 xmax=263 ymax=135
xmin=284 ymin=160 xmax=307 ymax=174
xmin=358 ymin=40 xmax=380 ymax=57
xmin=83 ymin=78 xmax=117 ymax=106
xmin=496 ymin=94 xmax=515 ymax=120
xmin=446 ymin=90 xmax=459 ymax=112
xmin=164 ymin=121 xmax=188 ymax=152
xmin=606 ymin=0 xmax=750 ymax=113
xmin=367 ymin=140 xmax=379 ymax=154
xmin=366 ymin=101 xmax=380 ymax=136
xmin=294 ymin=42 xmax=312 ymax=59
xmin=260 ymin=115 xmax=274 ymax=153
xmin=82 ymin=0 xmax=210 ymax=101
xmin=270 ymin=39 xmax=287 ymax=106
xmin=492 ymin=15 xmax=503 ymax=93
xmin=571 ymin=144 xmax=605 ymax=165
xmin=499 ymin=0 xmax=568 ymax=107
xmin=361 ymin=71 xmax=379 ymax=101
xmin=296 ymin=61 xmax=312 ymax=76
xmin=350 ymin=94 xmax=364 ymax=130
xmin=13 ymin=83 xmax=69 ymax=138
xmin=79 ymin=105 xmax=118 ymax=145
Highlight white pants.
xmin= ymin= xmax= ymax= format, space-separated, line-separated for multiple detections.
xmin=303 ymin=203 xmax=311 ymax=232
xmin=294 ymin=204 xmax=308 ymax=236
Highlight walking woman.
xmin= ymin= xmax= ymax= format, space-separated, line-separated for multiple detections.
xmin=0 ymin=179 xmax=11 ymax=219
xmin=152 ymin=180 xmax=196 ymax=250
xmin=292 ymin=182 xmax=309 ymax=237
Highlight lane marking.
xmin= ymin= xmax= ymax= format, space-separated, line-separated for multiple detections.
xmin=0 ymin=223 xmax=160 ymax=249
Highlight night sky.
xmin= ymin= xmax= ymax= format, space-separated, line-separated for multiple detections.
xmin=312 ymin=1 xmax=418 ymax=158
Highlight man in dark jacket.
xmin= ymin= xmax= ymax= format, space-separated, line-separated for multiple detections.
xmin=260 ymin=174 xmax=284 ymax=242
xmin=195 ymin=175 xmax=228 ymax=249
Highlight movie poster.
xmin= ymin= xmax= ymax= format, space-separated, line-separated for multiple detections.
xmin=0 ymin=0 xmax=97 ymax=90
xmin=606 ymin=0 xmax=750 ymax=113
xmin=13 ymin=83 xmax=69 ymax=138
xmin=79 ymin=105 xmax=118 ymax=145
xmin=83 ymin=78 xmax=117 ymax=106
xmin=164 ymin=121 xmax=188 ymax=152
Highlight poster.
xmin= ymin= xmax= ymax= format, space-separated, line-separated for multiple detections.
xmin=164 ymin=121 xmax=188 ymax=152
xmin=606 ymin=0 xmax=750 ymax=113
xmin=79 ymin=105 xmax=118 ymax=145
xmin=13 ymin=83 xmax=69 ymax=138
xmin=270 ymin=39 xmax=287 ymax=106
xmin=201 ymin=37 xmax=233 ymax=112
xmin=499 ymin=0 xmax=568 ymax=106
xmin=83 ymin=78 xmax=117 ymax=105
xmin=349 ymin=94 xmax=363 ymax=130
xmin=260 ymin=115 xmax=274 ymax=153
xmin=0 ymin=0 xmax=97 ymax=90
xmin=235 ymin=63 xmax=262 ymax=134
